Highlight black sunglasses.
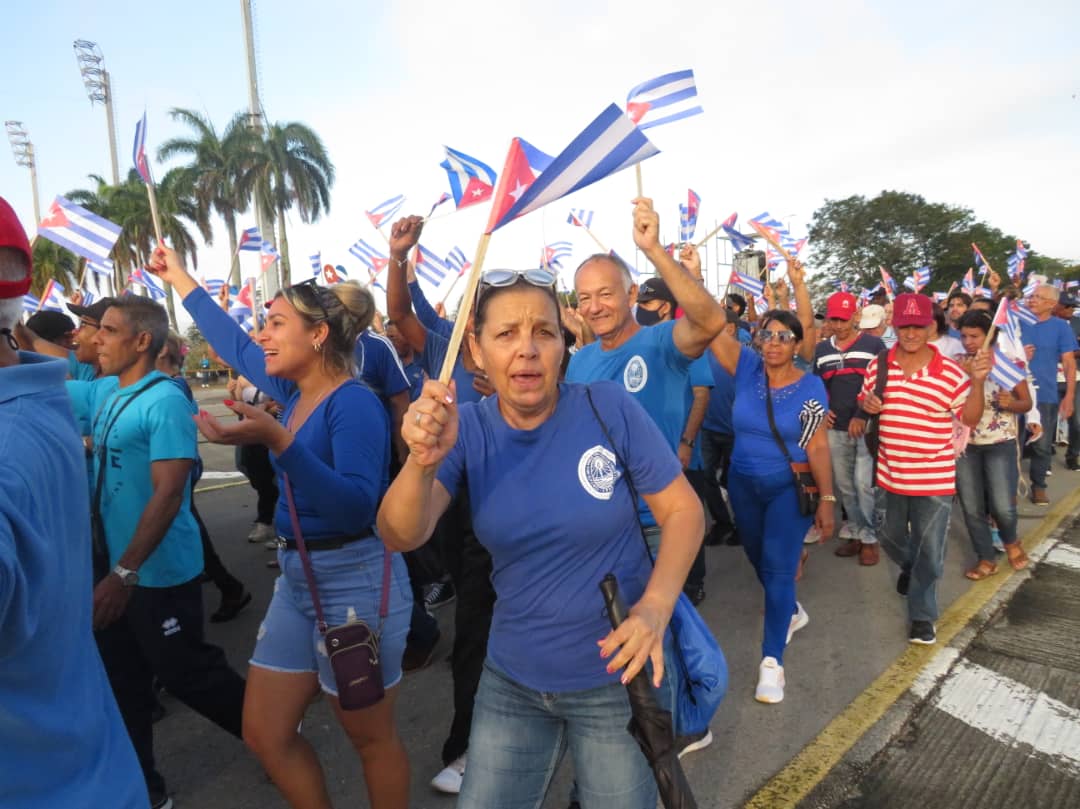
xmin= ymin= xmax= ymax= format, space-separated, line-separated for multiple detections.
xmin=283 ymin=278 xmax=329 ymax=321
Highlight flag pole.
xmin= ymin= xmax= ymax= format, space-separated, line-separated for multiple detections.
xmin=582 ymin=225 xmax=609 ymax=254
xmin=439 ymin=268 xmax=465 ymax=306
xmin=144 ymin=180 xmax=164 ymax=247
xmin=634 ymin=164 xmax=643 ymax=198
xmin=34 ymin=279 xmax=53 ymax=312
xmin=438 ymin=233 xmax=491 ymax=384
xmin=694 ymin=223 xmax=725 ymax=250
xmin=747 ymin=220 xmax=795 ymax=264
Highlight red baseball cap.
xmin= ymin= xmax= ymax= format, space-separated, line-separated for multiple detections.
xmin=0 ymin=195 xmax=32 ymax=299
xmin=892 ymin=293 xmax=934 ymax=328
xmin=825 ymin=292 xmax=857 ymax=320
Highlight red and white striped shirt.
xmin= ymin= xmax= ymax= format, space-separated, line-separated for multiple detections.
xmin=860 ymin=345 xmax=970 ymax=496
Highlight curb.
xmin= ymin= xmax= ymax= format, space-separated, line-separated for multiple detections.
xmin=743 ymin=485 xmax=1080 ymax=809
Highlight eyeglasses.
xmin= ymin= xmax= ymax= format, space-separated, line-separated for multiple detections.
xmin=480 ymin=268 xmax=557 ymax=288
xmin=284 ymin=278 xmax=329 ymax=321
xmin=755 ymin=329 xmax=798 ymax=345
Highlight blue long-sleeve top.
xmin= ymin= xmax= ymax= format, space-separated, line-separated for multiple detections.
xmin=184 ymin=287 xmax=389 ymax=540
xmin=407 ymin=280 xmax=484 ymax=404
xmin=408 ymin=280 xmax=453 ymax=338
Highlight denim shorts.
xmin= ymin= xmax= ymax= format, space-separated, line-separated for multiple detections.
xmin=250 ymin=539 xmax=412 ymax=696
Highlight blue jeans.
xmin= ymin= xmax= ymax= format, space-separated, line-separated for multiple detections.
xmin=459 ymin=663 xmax=656 ymax=809
xmin=727 ymin=467 xmax=813 ymax=663
xmin=1029 ymin=402 xmax=1059 ymax=489
xmin=956 ymin=440 xmax=1019 ymax=562
xmin=878 ymin=492 xmax=952 ymax=623
xmin=826 ymin=429 xmax=877 ymax=542
xmin=1058 ymin=383 xmax=1080 ymax=462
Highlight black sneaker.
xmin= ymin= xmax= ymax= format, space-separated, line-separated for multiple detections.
xmin=149 ymin=792 xmax=174 ymax=809
xmin=908 ymin=620 xmax=936 ymax=645
xmin=1067 ymin=458 xmax=1080 ymax=471
xmin=897 ymin=567 xmax=911 ymax=596
xmin=402 ymin=628 xmax=441 ymax=672
xmin=423 ymin=580 xmax=456 ymax=611
xmin=684 ymin=582 xmax=706 ymax=606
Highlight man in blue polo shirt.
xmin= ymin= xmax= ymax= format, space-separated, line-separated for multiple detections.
xmin=66 ymin=296 xmax=245 ymax=809
xmin=355 ymin=327 xmax=411 ymax=467
xmin=1023 ymin=284 xmax=1077 ymax=504
xmin=0 ymin=196 xmax=145 ymax=809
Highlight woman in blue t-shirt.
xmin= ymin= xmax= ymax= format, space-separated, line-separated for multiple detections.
xmin=710 ymin=308 xmax=835 ymax=705
xmin=378 ymin=270 xmax=704 ymax=809
xmin=148 ymin=248 xmax=411 ymax=808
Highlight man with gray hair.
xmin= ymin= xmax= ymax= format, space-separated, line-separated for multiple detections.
xmin=0 ymin=195 xmax=146 ymax=807
xmin=66 ymin=294 xmax=246 ymax=808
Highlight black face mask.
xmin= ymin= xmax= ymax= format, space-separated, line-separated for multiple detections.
xmin=635 ymin=306 xmax=665 ymax=327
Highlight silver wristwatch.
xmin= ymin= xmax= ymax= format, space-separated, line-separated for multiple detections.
xmin=112 ymin=564 xmax=140 ymax=587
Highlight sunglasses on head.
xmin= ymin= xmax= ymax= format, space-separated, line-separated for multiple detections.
xmin=755 ymin=329 xmax=798 ymax=345
xmin=283 ymin=278 xmax=329 ymax=320
xmin=480 ymin=268 xmax=558 ymax=289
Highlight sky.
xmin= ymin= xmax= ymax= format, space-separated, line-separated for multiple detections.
xmin=2 ymin=0 xmax=1078 ymax=321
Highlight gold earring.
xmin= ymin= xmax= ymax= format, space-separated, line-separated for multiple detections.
xmin=313 ymin=342 xmax=322 ymax=353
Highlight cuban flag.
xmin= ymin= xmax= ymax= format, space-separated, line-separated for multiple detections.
xmin=365 ymin=194 xmax=406 ymax=229
xmin=87 ymin=257 xmax=114 ymax=278
xmin=39 ymin=279 xmax=68 ymax=313
xmin=729 ymin=270 xmax=764 ymax=298
xmin=542 ymin=241 xmax=573 ymax=269
xmin=133 ymin=111 xmax=152 ymax=184
xmin=1022 ymin=278 xmax=1041 ymax=297
xmin=1067 ymin=280 xmax=1080 ymax=290
xmin=753 ymin=295 xmax=769 ymax=315
xmin=415 ymin=245 xmax=449 ymax=288
xmin=932 ymin=291 xmax=948 ymax=303
xmin=961 ymin=268 xmax=975 ymax=292
xmin=21 ymin=293 xmax=40 ymax=312
xmin=679 ymin=189 xmax=700 ymax=244
xmin=1010 ymin=299 xmax=1038 ymax=326
xmin=445 ymin=246 xmax=471 ymax=276
xmin=309 ymin=252 xmax=322 ymax=276
xmin=440 ymin=146 xmax=498 ymax=210
xmin=323 ymin=264 xmax=348 ymax=284
xmin=913 ymin=266 xmax=931 ymax=291
xmin=427 ymin=192 xmax=452 ymax=218
xmin=484 ymin=137 xmax=554 ymax=232
xmin=486 ymin=105 xmax=659 ymax=234
xmin=625 ymin=69 xmax=704 ymax=130
xmin=975 ymin=286 xmax=992 ymax=298
xmin=879 ymin=267 xmax=897 ymax=296
xmin=129 ymin=267 xmax=166 ymax=301
xmin=991 ymin=297 xmax=1027 ymax=370
xmin=349 ymin=240 xmax=389 ymax=273
xmin=259 ymin=241 xmax=279 ymax=272
xmin=80 ymin=288 xmax=96 ymax=306
xmin=204 ymin=278 xmax=226 ymax=296
xmin=238 ymin=226 xmax=262 ymax=251
xmin=236 ymin=279 xmax=256 ymax=311
xmin=783 ymin=236 xmax=808 ymax=256
xmin=567 ymin=209 xmax=595 ymax=229
xmin=749 ymin=212 xmax=789 ymax=238
xmin=38 ymin=196 xmax=122 ymax=264
xmin=721 ymin=212 xmax=755 ymax=252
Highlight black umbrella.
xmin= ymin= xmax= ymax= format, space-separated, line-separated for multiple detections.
xmin=600 ymin=574 xmax=697 ymax=809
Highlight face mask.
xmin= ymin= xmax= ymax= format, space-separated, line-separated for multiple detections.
xmin=635 ymin=306 xmax=664 ymax=327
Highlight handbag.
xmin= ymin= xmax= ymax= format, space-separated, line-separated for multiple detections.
xmin=763 ymin=378 xmax=820 ymax=517
xmin=283 ymin=473 xmax=391 ymax=711
xmin=584 ymin=387 xmax=728 ymax=737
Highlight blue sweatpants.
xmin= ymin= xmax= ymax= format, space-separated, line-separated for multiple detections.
xmin=727 ymin=467 xmax=813 ymax=664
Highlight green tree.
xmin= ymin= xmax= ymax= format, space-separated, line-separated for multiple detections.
xmin=158 ymin=109 xmax=255 ymax=286
xmin=238 ymin=121 xmax=335 ymax=286
xmin=806 ymin=191 xmax=1069 ymax=300
xmin=28 ymin=238 xmax=79 ymax=298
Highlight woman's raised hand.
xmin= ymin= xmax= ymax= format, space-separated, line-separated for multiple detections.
xmin=403 ymin=380 xmax=458 ymax=468
xmin=147 ymin=246 xmax=200 ymax=298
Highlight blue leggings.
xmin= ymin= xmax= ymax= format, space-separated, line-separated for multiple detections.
xmin=728 ymin=467 xmax=813 ymax=664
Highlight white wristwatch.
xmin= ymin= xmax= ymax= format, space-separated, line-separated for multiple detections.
xmin=113 ymin=564 xmax=140 ymax=587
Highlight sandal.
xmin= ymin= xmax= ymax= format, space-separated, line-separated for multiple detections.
xmin=964 ymin=560 xmax=998 ymax=581
xmin=1005 ymin=543 xmax=1029 ymax=571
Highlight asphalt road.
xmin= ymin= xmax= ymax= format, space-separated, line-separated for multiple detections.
xmin=151 ymin=383 xmax=1080 ymax=808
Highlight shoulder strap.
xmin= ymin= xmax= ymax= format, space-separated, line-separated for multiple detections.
xmin=583 ymin=386 xmax=656 ymax=566
xmin=873 ymin=348 xmax=890 ymax=398
xmin=763 ymin=376 xmax=795 ymax=464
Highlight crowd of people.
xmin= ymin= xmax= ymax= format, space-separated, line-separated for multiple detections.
xmin=3 ymin=189 xmax=1078 ymax=808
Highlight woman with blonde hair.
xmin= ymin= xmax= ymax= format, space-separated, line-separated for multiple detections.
xmin=149 ymin=248 xmax=411 ymax=809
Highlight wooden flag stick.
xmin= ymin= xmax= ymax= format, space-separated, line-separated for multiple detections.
xmin=438 ymin=233 xmax=491 ymax=384
xmin=77 ymin=258 xmax=89 ymax=290
xmin=634 ymin=164 xmax=643 ymax=198
xmin=144 ymin=182 xmax=165 ymax=247
xmin=694 ymin=223 xmax=725 ymax=249
xmin=582 ymin=225 xmax=609 ymax=254
xmin=746 ymin=220 xmax=795 ymax=264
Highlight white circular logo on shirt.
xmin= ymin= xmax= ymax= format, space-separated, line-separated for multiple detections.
xmin=578 ymin=445 xmax=619 ymax=501
xmin=623 ymin=355 xmax=648 ymax=392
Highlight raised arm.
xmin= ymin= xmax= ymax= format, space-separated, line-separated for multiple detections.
xmin=634 ymin=202 xmax=725 ymax=359
xmin=787 ymin=260 xmax=817 ymax=363
xmin=386 ymin=216 xmax=428 ymax=355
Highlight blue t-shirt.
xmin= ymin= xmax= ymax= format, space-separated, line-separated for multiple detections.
xmin=1022 ymin=316 xmax=1076 ymax=405
xmin=703 ymin=350 xmax=735 ymax=435
xmin=566 ymin=321 xmax=692 ymax=524
xmin=730 ymin=349 xmax=829 ymax=477
xmin=67 ymin=350 xmax=97 ymax=381
xmin=354 ymin=330 xmax=409 ymax=402
xmin=185 ymin=287 xmax=388 ymax=540
xmin=66 ymin=372 xmax=204 ymax=588
xmin=436 ymin=382 xmax=680 ymax=692
xmin=402 ymin=357 xmax=426 ymax=402
xmin=1 ymin=353 xmax=144 ymax=807
xmin=687 ymin=356 xmax=712 ymax=470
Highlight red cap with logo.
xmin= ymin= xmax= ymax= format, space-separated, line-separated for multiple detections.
xmin=0 ymin=195 xmax=32 ymax=299
xmin=892 ymin=293 xmax=934 ymax=328
xmin=825 ymin=292 xmax=857 ymax=320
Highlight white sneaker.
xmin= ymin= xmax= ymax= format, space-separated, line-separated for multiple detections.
xmin=838 ymin=521 xmax=856 ymax=540
xmin=431 ymin=754 xmax=467 ymax=794
xmin=676 ymin=728 xmax=713 ymax=758
xmin=247 ymin=522 xmax=276 ymax=544
xmin=787 ymin=602 xmax=809 ymax=644
xmin=755 ymin=657 xmax=785 ymax=704
xmin=803 ymin=526 xmax=821 ymax=545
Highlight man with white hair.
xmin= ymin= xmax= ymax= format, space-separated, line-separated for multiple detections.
xmin=0 ymin=196 xmax=145 ymax=807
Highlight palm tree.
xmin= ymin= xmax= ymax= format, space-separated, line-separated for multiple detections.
xmin=29 ymin=239 xmax=79 ymax=299
xmin=238 ymin=121 xmax=334 ymax=285
xmin=158 ymin=109 xmax=255 ymax=286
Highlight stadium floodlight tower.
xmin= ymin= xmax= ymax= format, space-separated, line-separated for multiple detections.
xmin=5 ymin=121 xmax=41 ymax=224
xmin=73 ymin=39 xmax=120 ymax=185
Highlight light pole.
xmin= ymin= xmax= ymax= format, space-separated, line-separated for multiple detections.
xmin=73 ymin=40 xmax=120 ymax=185
xmin=5 ymin=121 xmax=41 ymax=224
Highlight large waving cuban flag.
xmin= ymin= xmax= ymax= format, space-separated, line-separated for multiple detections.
xmin=440 ymin=146 xmax=497 ymax=210
xmin=486 ymin=104 xmax=659 ymax=234
xmin=38 ymin=196 xmax=122 ymax=263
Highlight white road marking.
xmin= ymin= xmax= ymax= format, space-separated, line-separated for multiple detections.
xmin=1041 ymin=543 xmax=1080 ymax=572
xmin=930 ymin=659 xmax=1080 ymax=776
xmin=198 ymin=471 xmax=245 ymax=480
